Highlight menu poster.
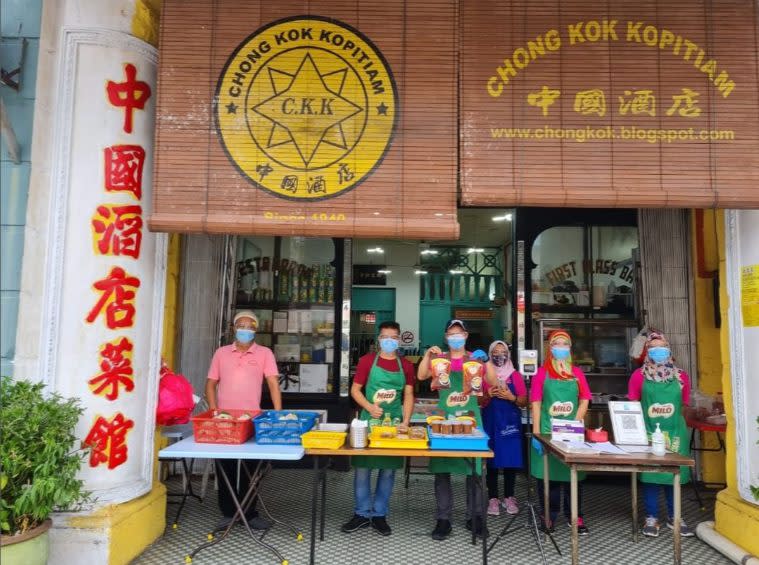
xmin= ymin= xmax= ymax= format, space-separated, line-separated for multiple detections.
xmin=300 ymin=364 xmax=329 ymax=393
xmin=273 ymin=311 xmax=288 ymax=333
xmin=608 ymin=401 xmax=649 ymax=446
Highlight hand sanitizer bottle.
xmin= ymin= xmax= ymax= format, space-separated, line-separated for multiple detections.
xmin=652 ymin=423 xmax=666 ymax=456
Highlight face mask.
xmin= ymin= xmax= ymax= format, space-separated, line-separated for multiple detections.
xmin=491 ymin=354 xmax=507 ymax=367
xmin=379 ymin=338 xmax=399 ymax=354
xmin=648 ymin=347 xmax=671 ymax=364
xmin=447 ymin=335 xmax=466 ymax=350
xmin=235 ymin=329 xmax=255 ymax=343
xmin=551 ymin=346 xmax=571 ymax=360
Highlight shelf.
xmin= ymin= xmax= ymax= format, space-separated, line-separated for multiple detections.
xmin=236 ymin=302 xmax=334 ymax=310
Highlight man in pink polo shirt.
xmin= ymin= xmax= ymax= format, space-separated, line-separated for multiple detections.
xmin=205 ymin=310 xmax=282 ymax=530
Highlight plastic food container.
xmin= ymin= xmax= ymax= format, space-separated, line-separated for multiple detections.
xmin=428 ymin=426 xmax=490 ymax=451
xmin=301 ymin=430 xmax=347 ymax=449
xmin=191 ymin=409 xmax=261 ymax=444
xmin=585 ymin=428 xmax=608 ymax=442
xmin=369 ymin=426 xmax=428 ymax=449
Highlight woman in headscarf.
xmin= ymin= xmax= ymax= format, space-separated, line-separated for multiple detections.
xmin=529 ymin=330 xmax=592 ymax=535
xmin=482 ymin=341 xmax=527 ymax=516
xmin=628 ymin=330 xmax=693 ymax=538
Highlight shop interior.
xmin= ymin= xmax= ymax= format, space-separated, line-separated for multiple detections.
xmin=229 ymin=207 xmax=642 ymax=432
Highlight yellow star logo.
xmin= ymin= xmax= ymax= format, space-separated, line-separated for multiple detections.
xmin=252 ymin=53 xmax=364 ymax=166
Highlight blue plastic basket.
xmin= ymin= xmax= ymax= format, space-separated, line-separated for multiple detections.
xmin=254 ymin=411 xmax=318 ymax=444
xmin=427 ymin=426 xmax=491 ymax=451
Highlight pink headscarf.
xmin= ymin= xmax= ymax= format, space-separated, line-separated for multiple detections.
xmin=488 ymin=340 xmax=516 ymax=384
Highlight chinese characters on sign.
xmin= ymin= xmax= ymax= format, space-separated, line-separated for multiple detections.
xmin=83 ymin=63 xmax=152 ymax=470
xmin=526 ymin=86 xmax=703 ymax=118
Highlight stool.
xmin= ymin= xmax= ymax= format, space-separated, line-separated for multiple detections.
xmin=686 ymin=416 xmax=726 ymax=510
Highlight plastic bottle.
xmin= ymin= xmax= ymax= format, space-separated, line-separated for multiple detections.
xmin=652 ymin=423 xmax=666 ymax=456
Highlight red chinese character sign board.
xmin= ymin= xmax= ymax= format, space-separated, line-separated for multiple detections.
xmin=461 ymin=0 xmax=759 ymax=208
xmin=151 ymin=3 xmax=459 ymax=239
xmin=40 ymin=35 xmax=165 ymax=503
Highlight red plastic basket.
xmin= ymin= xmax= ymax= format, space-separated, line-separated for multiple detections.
xmin=191 ymin=409 xmax=261 ymax=444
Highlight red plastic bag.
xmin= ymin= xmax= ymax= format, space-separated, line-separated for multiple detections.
xmin=156 ymin=365 xmax=195 ymax=426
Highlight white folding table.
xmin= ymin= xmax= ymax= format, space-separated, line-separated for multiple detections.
xmin=159 ymin=437 xmax=305 ymax=565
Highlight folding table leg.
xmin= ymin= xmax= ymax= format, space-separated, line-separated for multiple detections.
xmin=310 ymin=456 xmax=320 ymax=565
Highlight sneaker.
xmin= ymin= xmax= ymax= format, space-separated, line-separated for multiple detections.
xmin=642 ymin=516 xmax=660 ymax=537
xmin=246 ymin=515 xmax=272 ymax=530
xmin=487 ymin=498 xmax=501 ymax=516
xmin=502 ymin=496 xmax=519 ymax=515
xmin=371 ymin=516 xmax=392 ymax=536
xmin=576 ymin=517 xmax=589 ymax=536
xmin=666 ymin=518 xmax=695 ymax=537
xmin=431 ymin=519 xmax=452 ymax=540
xmin=341 ymin=514 xmax=371 ymax=533
xmin=465 ymin=518 xmax=488 ymax=538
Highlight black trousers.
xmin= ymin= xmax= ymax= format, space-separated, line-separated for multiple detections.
xmin=216 ymin=459 xmax=259 ymax=519
xmin=486 ymin=468 xmax=517 ymax=499
xmin=536 ymin=480 xmax=584 ymax=521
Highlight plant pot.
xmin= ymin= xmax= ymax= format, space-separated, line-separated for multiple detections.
xmin=0 ymin=519 xmax=52 ymax=565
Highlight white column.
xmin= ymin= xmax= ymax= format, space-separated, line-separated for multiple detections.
xmin=725 ymin=210 xmax=759 ymax=507
xmin=15 ymin=0 xmax=165 ymax=505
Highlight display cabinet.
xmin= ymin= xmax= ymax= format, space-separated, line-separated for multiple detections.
xmin=233 ymin=236 xmax=343 ymax=399
xmin=534 ymin=318 xmax=640 ymax=398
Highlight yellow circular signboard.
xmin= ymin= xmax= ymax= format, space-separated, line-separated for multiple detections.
xmin=216 ymin=16 xmax=397 ymax=200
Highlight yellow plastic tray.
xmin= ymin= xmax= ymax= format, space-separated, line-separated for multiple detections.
xmin=301 ymin=430 xmax=347 ymax=449
xmin=369 ymin=427 xmax=428 ymax=449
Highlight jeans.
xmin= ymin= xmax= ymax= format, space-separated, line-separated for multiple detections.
xmin=486 ymin=468 xmax=517 ymax=499
xmin=643 ymin=483 xmax=674 ymax=518
xmin=536 ymin=480 xmax=584 ymax=522
xmin=216 ymin=459 xmax=258 ymax=519
xmin=434 ymin=473 xmax=484 ymax=521
xmin=354 ymin=468 xmax=396 ymax=518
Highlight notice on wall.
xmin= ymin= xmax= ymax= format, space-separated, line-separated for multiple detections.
xmin=741 ymin=265 xmax=759 ymax=327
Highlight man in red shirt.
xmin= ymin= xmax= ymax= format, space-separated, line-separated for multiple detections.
xmin=205 ymin=310 xmax=282 ymax=530
xmin=341 ymin=321 xmax=415 ymax=536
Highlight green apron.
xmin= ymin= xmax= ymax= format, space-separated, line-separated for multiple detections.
xmin=353 ymin=354 xmax=405 ymax=470
xmin=530 ymin=376 xmax=586 ymax=482
xmin=428 ymin=356 xmax=483 ymax=476
xmin=640 ymin=377 xmax=691 ymax=485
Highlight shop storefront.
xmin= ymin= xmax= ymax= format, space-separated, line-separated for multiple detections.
xmin=8 ymin=0 xmax=759 ymax=563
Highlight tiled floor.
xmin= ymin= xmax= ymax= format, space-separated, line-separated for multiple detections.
xmin=134 ymin=466 xmax=729 ymax=565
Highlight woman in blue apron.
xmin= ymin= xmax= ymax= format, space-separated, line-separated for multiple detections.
xmin=482 ymin=340 xmax=527 ymax=516
xmin=530 ymin=330 xmax=592 ymax=534
xmin=627 ymin=330 xmax=694 ymax=538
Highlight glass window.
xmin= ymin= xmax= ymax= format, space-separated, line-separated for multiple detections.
xmin=234 ymin=236 xmax=338 ymax=395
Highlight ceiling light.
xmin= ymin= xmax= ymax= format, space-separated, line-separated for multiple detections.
xmin=434 ymin=213 xmax=444 ymax=217
xmin=492 ymin=213 xmax=513 ymax=222
xmin=414 ymin=270 xmax=428 ymax=275
xmin=367 ymin=247 xmax=384 ymax=254
xmin=449 ymin=269 xmax=464 ymax=274
xmin=420 ymin=249 xmax=439 ymax=255
xmin=467 ymin=247 xmax=484 ymax=254
xmin=377 ymin=269 xmax=392 ymax=274
xmin=372 ymin=212 xmax=380 ymax=216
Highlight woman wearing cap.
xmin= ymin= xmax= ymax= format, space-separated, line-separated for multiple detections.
xmin=205 ymin=310 xmax=282 ymax=531
xmin=481 ymin=340 xmax=527 ymax=516
xmin=627 ymin=330 xmax=693 ymax=538
xmin=530 ymin=330 xmax=592 ymax=535
xmin=417 ymin=319 xmax=497 ymax=540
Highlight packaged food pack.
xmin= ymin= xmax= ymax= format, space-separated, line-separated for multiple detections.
xmin=430 ymin=357 xmax=451 ymax=390
xmin=463 ymin=360 xmax=484 ymax=396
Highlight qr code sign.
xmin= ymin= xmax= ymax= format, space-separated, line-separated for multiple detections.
xmin=621 ymin=415 xmax=639 ymax=430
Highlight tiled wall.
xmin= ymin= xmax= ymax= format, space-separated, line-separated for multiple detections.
xmin=1 ymin=0 xmax=42 ymax=375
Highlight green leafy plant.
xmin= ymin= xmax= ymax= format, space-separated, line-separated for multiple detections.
xmin=0 ymin=376 xmax=91 ymax=535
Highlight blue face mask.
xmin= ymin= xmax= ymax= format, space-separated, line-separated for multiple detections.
xmin=235 ymin=329 xmax=255 ymax=344
xmin=379 ymin=338 xmax=399 ymax=354
xmin=551 ymin=346 xmax=571 ymax=360
xmin=447 ymin=335 xmax=466 ymax=350
xmin=648 ymin=346 xmax=671 ymax=364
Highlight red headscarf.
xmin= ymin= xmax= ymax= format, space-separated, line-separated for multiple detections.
xmin=543 ymin=329 xmax=575 ymax=380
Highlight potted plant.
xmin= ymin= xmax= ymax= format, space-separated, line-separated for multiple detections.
xmin=0 ymin=376 xmax=91 ymax=565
